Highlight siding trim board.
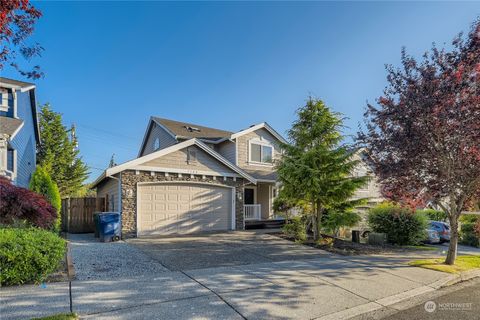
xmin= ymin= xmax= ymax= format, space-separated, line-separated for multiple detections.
xmin=133 ymin=165 xmax=242 ymax=178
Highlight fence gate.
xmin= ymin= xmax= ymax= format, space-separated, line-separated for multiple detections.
xmin=61 ymin=197 xmax=105 ymax=233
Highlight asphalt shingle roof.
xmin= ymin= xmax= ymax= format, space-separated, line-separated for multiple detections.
xmin=153 ymin=117 xmax=233 ymax=141
xmin=0 ymin=116 xmax=23 ymax=137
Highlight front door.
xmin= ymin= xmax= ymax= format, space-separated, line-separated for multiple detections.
xmin=244 ymin=188 xmax=255 ymax=205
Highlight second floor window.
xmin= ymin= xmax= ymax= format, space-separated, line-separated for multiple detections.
xmin=249 ymin=141 xmax=273 ymax=164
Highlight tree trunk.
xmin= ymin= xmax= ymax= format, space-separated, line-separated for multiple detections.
xmin=445 ymin=214 xmax=459 ymax=265
xmin=311 ymin=200 xmax=319 ymax=241
xmin=314 ymin=201 xmax=323 ymax=242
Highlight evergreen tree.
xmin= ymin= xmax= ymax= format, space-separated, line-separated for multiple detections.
xmin=37 ymin=104 xmax=89 ymax=197
xmin=277 ymin=98 xmax=368 ymax=241
xmin=30 ymin=165 xmax=62 ymax=231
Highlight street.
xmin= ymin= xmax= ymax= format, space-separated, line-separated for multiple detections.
xmin=383 ymin=278 xmax=480 ymax=320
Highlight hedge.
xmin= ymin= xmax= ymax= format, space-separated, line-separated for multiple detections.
xmin=367 ymin=203 xmax=427 ymax=245
xmin=0 ymin=228 xmax=66 ymax=286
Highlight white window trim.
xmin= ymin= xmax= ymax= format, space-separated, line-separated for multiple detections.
xmin=248 ymin=139 xmax=274 ymax=166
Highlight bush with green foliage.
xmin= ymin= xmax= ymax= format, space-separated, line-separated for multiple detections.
xmin=460 ymin=215 xmax=480 ymax=248
xmin=367 ymin=203 xmax=427 ymax=245
xmin=282 ymin=216 xmax=307 ymax=242
xmin=416 ymin=209 xmax=447 ymax=222
xmin=30 ymin=166 xmax=62 ymax=231
xmin=0 ymin=227 xmax=66 ymax=286
xmin=322 ymin=210 xmax=361 ymax=237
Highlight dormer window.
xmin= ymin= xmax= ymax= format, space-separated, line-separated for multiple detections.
xmin=249 ymin=139 xmax=273 ymax=164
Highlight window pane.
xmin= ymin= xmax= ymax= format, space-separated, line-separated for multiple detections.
xmin=250 ymin=144 xmax=261 ymax=162
xmin=7 ymin=149 xmax=14 ymax=172
xmin=262 ymin=146 xmax=273 ymax=163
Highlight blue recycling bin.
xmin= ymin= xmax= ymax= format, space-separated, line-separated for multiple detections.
xmin=98 ymin=212 xmax=121 ymax=242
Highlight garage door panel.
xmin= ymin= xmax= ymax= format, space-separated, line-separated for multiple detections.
xmin=138 ymin=183 xmax=232 ymax=236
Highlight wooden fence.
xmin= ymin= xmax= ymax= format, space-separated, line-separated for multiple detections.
xmin=61 ymin=197 xmax=105 ymax=233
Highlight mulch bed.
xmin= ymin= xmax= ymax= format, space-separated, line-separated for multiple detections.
xmin=274 ymin=233 xmax=431 ymax=256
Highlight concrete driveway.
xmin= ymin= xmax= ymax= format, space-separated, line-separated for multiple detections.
xmin=126 ymin=231 xmax=332 ymax=270
xmin=2 ymin=232 xmax=470 ymax=320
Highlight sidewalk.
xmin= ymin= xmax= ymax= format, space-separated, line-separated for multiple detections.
xmin=2 ymin=255 xmax=477 ymax=320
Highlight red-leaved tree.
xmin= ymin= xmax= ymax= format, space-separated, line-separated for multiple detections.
xmin=359 ymin=19 xmax=480 ymax=265
xmin=0 ymin=177 xmax=57 ymax=229
xmin=0 ymin=0 xmax=43 ymax=79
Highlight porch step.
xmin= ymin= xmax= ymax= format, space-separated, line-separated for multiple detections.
xmin=245 ymin=219 xmax=286 ymax=230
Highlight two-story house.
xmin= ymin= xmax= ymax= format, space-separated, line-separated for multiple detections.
xmin=0 ymin=78 xmax=40 ymax=188
xmin=92 ymin=117 xmax=287 ymax=238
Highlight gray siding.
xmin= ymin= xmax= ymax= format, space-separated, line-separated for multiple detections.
xmin=350 ymin=153 xmax=384 ymax=204
xmin=141 ymin=146 xmax=236 ymax=174
xmin=257 ymin=183 xmax=272 ymax=219
xmin=9 ymin=91 xmax=36 ymax=188
xmin=96 ymin=177 xmax=119 ymax=211
xmin=141 ymin=122 xmax=177 ymax=156
xmin=236 ymin=128 xmax=281 ymax=180
xmin=216 ymin=140 xmax=236 ymax=164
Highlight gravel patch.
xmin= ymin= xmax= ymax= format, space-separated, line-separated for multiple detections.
xmin=69 ymin=233 xmax=169 ymax=280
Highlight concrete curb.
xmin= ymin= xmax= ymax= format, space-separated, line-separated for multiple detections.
xmin=65 ymin=235 xmax=76 ymax=280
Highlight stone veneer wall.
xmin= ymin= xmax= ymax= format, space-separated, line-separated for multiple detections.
xmin=120 ymin=170 xmax=246 ymax=238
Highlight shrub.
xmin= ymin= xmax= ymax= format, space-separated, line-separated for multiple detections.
xmin=367 ymin=203 xmax=427 ymax=245
xmin=322 ymin=210 xmax=361 ymax=237
xmin=283 ymin=216 xmax=307 ymax=241
xmin=30 ymin=166 xmax=62 ymax=231
xmin=460 ymin=216 xmax=480 ymax=248
xmin=0 ymin=227 xmax=66 ymax=286
xmin=0 ymin=177 xmax=57 ymax=230
xmin=416 ymin=209 xmax=447 ymax=222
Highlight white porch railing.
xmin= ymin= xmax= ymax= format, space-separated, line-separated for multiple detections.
xmin=244 ymin=204 xmax=261 ymax=220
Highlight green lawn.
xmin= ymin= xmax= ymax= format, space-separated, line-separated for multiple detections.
xmin=31 ymin=313 xmax=78 ymax=320
xmin=402 ymin=245 xmax=438 ymax=251
xmin=409 ymin=255 xmax=480 ymax=274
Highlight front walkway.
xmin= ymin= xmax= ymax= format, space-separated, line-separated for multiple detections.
xmin=0 ymin=233 xmax=475 ymax=320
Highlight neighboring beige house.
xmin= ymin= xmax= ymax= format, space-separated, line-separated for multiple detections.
xmin=350 ymin=149 xmax=384 ymax=210
xmin=92 ymin=117 xmax=287 ymax=238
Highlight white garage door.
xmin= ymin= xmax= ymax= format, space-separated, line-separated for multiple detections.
xmin=138 ymin=183 xmax=233 ymax=236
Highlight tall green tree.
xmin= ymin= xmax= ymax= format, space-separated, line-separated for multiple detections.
xmin=277 ymin=98 xmax=368 ymax=241
xmin=30 ymin=165 xmax=61 ymax=231
xmin=37 ymin=104 xmax=89 ymax=197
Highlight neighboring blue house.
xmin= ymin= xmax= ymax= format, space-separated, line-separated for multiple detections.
xmin=0 ymin=77 xmax=40 ymax=188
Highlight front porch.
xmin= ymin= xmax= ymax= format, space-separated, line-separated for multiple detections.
xmin=243 ymin=182 xmax=285 ymax=229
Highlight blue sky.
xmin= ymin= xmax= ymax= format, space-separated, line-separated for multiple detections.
xmin=2 ymin=1 xmax=479 ymax=181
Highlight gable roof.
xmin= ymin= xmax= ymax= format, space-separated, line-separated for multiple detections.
xmin=0 ymin=77 xmax=40 ymax=145
xmin=152 ymin=117 xmax=233 ymax=141
xmin=0 ymin=77 xmax=36 ymax=92
xmin=230 ymin=122 xmax=288 ymax=144
xmin=93 ymin=138 xmax=257 ymax=187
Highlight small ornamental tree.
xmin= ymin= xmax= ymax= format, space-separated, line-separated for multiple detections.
xmin=30 ymin=165 xmax=61 ymax=230
xmin=0 ymin=177 xmax=57 ymax=229
xmin=277 ymin=98 xmax=368 ymax=241
xmin=359 ymin=19 xmax=480 ymax=264
xmin=0 ymin=0 xmax=43 ymax=78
